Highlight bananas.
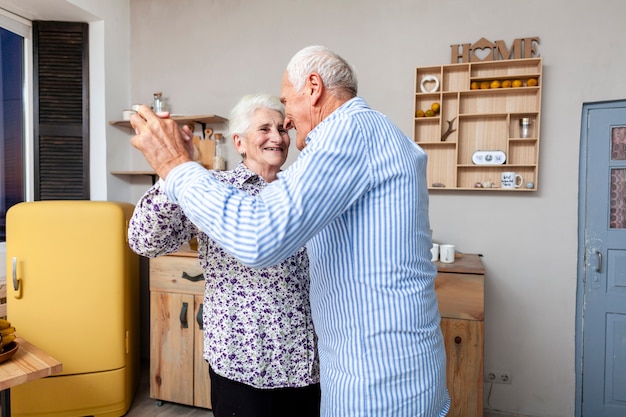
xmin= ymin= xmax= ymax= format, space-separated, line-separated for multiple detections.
xmin=0 ymin=327 xmax=15 ymax=337
xmin=0 ymin=319 xmax=16 ymax=352
xmin=0 ymin=318 xmax=11 ymax=330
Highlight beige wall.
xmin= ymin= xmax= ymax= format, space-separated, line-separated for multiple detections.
xmin=5 ymin=0 xmax=626 ymax=416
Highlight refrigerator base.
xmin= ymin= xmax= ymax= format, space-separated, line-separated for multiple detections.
xmin=11 ymin=365 xmax=136 ymax=417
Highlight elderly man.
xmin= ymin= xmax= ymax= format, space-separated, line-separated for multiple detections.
xmin=130 ymin=45 xmax=449 ymax=417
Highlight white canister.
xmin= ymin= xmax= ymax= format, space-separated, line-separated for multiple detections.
xmin=439 ymin=244 xmax=455 ymax=263
xmin=430 ymin=243 xmax=440 ymax=262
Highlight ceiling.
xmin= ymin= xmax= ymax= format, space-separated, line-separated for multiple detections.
xmin=0 ymin=0 xmax=98 ymax=22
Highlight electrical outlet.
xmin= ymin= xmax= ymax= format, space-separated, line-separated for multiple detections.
xmin=484 ymin=369 xmax=512 ymax=384
xmin=484 ymin=370 xmax=497 ymax=382
xmin=499 ymin=370 xmax=512 ymax=384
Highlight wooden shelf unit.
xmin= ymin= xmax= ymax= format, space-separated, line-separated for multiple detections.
xmin=109 ymin=113 xmax=228 ymax=177
xmin=414 ymin=58 xmax=542 ymax=191
xmin=109 ymin=114 xmax=227 ymax=129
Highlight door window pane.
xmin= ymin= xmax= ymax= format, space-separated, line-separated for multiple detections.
xmin=610 ymin=168 xmax=626 ymax=229
xmin=612 ymin=126 xmax=626 ymax=161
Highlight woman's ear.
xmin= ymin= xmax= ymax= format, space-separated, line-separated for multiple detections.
xmin=232 ymin=134 xmax=245 ymax=156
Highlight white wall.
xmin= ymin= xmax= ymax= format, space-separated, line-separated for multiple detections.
xmin=4 ymin=0 xmax=625 ymax=415
xmin=127 ymin=1 xmax=626 ymax=416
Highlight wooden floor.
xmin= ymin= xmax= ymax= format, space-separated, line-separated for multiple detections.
xmin=125 ymin=362 xmax=213 ymax=417
xmin=123 ymin=362 xmax=523 ymax=417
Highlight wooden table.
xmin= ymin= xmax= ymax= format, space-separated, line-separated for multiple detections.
xmin=0 ymin=337 xmax=62 ymax=416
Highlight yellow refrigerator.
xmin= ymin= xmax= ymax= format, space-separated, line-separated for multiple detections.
xmin=5 ymin=201 xmax=140 ymax=417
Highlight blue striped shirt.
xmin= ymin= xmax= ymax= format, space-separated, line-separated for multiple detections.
xmin=164 ymin=97 xmax=450 ymax=416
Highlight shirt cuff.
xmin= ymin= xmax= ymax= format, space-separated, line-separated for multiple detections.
xmin=163 ymin=161 xmax=211 ymax=204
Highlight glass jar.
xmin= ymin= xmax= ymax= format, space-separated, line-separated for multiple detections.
xmin=520 ymin=118 xmax=531 ymax=138
xmin=213 ymin=133 xmax=226 ymax=170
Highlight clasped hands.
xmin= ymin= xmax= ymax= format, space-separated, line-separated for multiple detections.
xmin=129 ymin=104 xmax=195 ymax=180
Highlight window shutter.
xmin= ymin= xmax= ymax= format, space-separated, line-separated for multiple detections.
xmin=33 ymin=21 xmax=89 ymax=200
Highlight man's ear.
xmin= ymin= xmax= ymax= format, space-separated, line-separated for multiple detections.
xmin=307 ymin=72 xmax=323 ymax=105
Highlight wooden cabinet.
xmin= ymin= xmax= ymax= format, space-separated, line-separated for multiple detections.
xmin=414 ymin=58 xmax=542 ymax=191
xmin=435 ymin=254 xmax=485 ymax=417
xmin=148 ymin=246 xmax=483 ymax=414
xmin=149 ymin=246 xmax=212 ymax=409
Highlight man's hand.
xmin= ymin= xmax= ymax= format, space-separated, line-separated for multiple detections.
xmin=129 ymin=105 xmax=193 ymax=179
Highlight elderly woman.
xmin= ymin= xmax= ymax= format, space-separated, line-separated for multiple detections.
xmin=128 ymin=94 xmax=320 ymax=417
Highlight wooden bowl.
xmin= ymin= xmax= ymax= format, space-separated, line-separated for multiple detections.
xmin=0 ymin=342 xmax=19 ymax=364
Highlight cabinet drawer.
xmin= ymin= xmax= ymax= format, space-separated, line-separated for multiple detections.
xmin=150 ymin=254 xmax=204 ymax=294
xmin=435 ymin=272 xmax=484 ymax=321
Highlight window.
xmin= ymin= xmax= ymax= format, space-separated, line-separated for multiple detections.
xmin=0 ymin=26 xmax=24 ymax=242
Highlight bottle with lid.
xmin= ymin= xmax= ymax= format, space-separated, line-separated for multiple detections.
xmin=213 ymin=133 xmax=226 ymax=170
xmin=153 ymin=91 xmax=164 ymax=113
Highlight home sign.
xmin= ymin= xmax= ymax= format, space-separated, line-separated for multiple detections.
xmin=450 ymin=36 xmax=540 ymax=63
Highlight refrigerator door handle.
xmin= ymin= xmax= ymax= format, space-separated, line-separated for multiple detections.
xmin=12 ymin=257 xmax=22 ymax=299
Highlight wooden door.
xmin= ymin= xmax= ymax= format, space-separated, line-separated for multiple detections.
xmin=577 ymin=100 xmax=626 ymax=416
xmin=150 ymin=291 xmax=195 ymax=406
xmin=193 ymin=294 xmax=212 ymax=408
xmin=441 ymin=318 xmax=483 ymax=417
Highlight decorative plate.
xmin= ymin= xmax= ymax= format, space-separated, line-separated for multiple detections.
xmin=0 ymin=341 xmax=19 ymax=364
xmin=472 ymin=150 xmax=506 ymax=165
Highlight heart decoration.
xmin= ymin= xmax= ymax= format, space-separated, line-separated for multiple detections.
xmin=420 ymin=75 xmax=440 ymax=93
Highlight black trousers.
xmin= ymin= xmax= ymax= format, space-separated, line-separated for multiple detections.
xmin=209 ymin=365 xmax=321 ymax=417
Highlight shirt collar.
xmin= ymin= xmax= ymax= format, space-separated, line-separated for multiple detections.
xmin=306 ymin=96 xmax=365 ymax=145
xmin=230 ymin=161 xmax=266 ymax=188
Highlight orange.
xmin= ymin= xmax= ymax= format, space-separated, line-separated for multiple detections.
xmin=416 ymin=109 xmax=425 ymax=118
xmin=470 ymin=81 xmax=479 ymax=90
xmin=512 ymin=79 xmax=523 ymax=88
xmin=480 ymin=81 xmax=490 ymax=89
xmin=527 ymin=78 xmax=538 ymax=87
xmin=431 ymin=102 xmax=440 ymax=113
xmin=501 ymin=80 xmax=512 ymax=88
xmin=425 ymin=109 xmax=435 ymax=117
xmin=490 ymin=80 xmax=501 ymax=89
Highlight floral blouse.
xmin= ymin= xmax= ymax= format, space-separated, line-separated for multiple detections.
xmin=128 ymin=162 xmax=319 ymax=389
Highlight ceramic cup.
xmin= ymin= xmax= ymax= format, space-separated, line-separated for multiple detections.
xmin=501 ymin=171 xmax=523 ymax=189
xmin=430 ymin=243 xmax=440 ymax=262
xmin=122 ymin=109 xmax=137 ymax=120
xmin=440 ymin=244 xmax=455 ymax=263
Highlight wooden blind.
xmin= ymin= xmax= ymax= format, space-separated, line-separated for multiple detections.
xmin=33 ymin=21 xmax=89 ymax=200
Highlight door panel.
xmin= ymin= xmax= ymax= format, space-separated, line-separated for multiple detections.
xmin=579 ymin=102 xmax=626 ymax=416
xmin=6 ymin=201 xmax=133 ymax=374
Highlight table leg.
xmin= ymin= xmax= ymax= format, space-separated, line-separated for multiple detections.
xmin=0 ymin=388 xmax=10 ymax=416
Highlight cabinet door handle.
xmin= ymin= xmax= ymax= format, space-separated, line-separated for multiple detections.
xmin=182 ymin=271 xmax=204 ymax=282
xmin=196 ymin=303 xmax=204 ymax=330
xmin=595 ymin=250 xmax=602 ymax=273
xmin=180 ymin=302 xmax=189 ymax=328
